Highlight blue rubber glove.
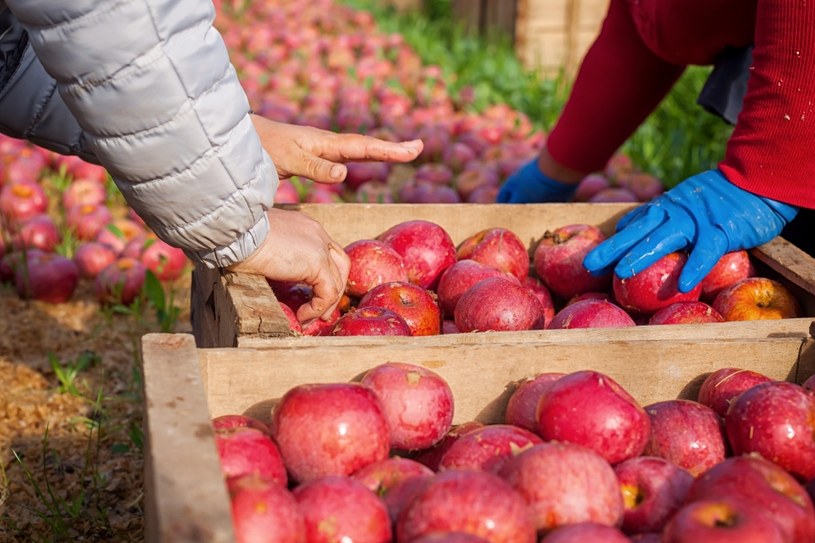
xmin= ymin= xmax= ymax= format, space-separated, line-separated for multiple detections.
xmin=583 ymin=169 xmax=798 ymax=292
xmin=497 ymin=159 xmax=577 ymax=203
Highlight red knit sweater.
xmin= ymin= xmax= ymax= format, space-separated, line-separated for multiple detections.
xmin=546 ymin=0 xmax=815 ymax=208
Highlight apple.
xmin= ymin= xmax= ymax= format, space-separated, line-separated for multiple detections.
xmin=360 ymin=361 xmax=454 ymax=450
xmin=0 ymin=249 xmax=44 ymax=284
xmin=588 ymin=187 xmax=638 ymax=203
xmin=712 ymin=277 xmax=801 ymax=321
xmin=300 ymin=307 xmax=341 ymax=336
xmin=685 ymin=455 xmax=815 ymax=543
xmin=212 ymin=413 xmax=272 ymax=436
xmin=278 ymin=302 xmax=303 ymax=334
xmin=700 ymin=250 xmax=755 ymax=301
xmin=662 ymin=496 xmax=785 ymax=543
xmin=14 ymin=251 xmax=79 ymax=303
xmin=410 ymin=534 xmax=489 ymax=543
xmin=96 ymin=219 xmax=146 ymax=255
xmin=521 ymin=276 xmax=556 ymax=328
xmin=441 ymin=319 xmax=460 ymax=334
xmin=344 ymin=238 xmax=408 ymax=298
xmin=453 ymin=167 xmax=499 ymax=200
xmin=274 ymin=178 xmax=300 ymax=204
xmin=504 ymin=372 xmax=565 ymax=432
xmin=351 ymin=456 xmax=434 ymax=522
xmin=436 ymin=260 xmax=517 ymax=317
xmin=377 ymin=219 xmax=457 ymax=290
xmin=454 ymin=276 xmax=545 ymax=332
xmin=95 ymin=257 xmax=147 ymax=305
xmin=331 ymin=306 xmax=411 ymax=336
xmin=0 ymin=181 xmax=48 ymax=226
xmin=642 ymin=400 xmax=726 ymax=477
xmin=648 ymin=301 xmax=724 ymax=325
xmin=292 ymin=475 xmax=391 ymax=543
xmin=61 ymin=178 xmax=107 ymax=209
xmin=12 ymin=214 xmax=61 ymax=252
xmin=60 ymin=156 xmax=108 ymax=183
xmin=613 ymin=252 xmax=702 ymax=315
xmin=547 ymin=298 xmax=636 ymax=330
xmin=565 ymin=291 xmax=611 ymax=306
xmin=614 ymin=456 xmax=693 ymax=534
xmin=267 ymin=280 xmax=313 ymax=311
xmin=409 ymin=421 xmax=485 ymax=471
xmin=139 ymin=238 xmax=188 ymax=281
xmin=353 ymin=181 xmax=395 ymax=204
xmin=438 ymin=423 xmax=542 ymax=473
xmin=539 ymin=523 xmax=629 ymax=543
xmin=399 ymin=181 xmax=462 ymax=203
xmin=345 ymin=161 xmax=390 ymax=190
xmin=696 ymin=367 xmax=773 ymax=417
xmin=227 ymin=473 xmax=306 ymax=543
xmin=396 ymin=469 xmax=537 ymax=543
xmin=533 ymin=224 xmax=611 ymax=300
xmin=616 ymin=172 xmax=664 ymax=202
xmin=358 ymin=281 xmax=441 ymax=336
xmin=536 ymin=370 xmax=650 ymax=464
xmin=466 ymin=184 xmax=499 ymax=203
xmin=66 ymin=203 xmax=114 ymax=241
xmin=214 ymin=426 xmax=287 ymax=487
xmin=604 ymin=153 xmax=635 ymax=181
xmin=497 ymin=442 xmax=624 ymax=532
xmin=724 ymin=381 xmax=815 ymax=480
xmin=456 ymin=227 xmax=530 ymax=281
xmin=573 ymin=174 xmax=611 ymax=202
xmin=271 ymin=382 xmax=390 ymax=483
xmin=442 ymin=142 xmax=478 ymax=172
xmin=415 ymin=163 xmax=454 ymax=186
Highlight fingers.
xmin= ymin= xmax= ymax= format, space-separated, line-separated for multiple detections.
xmin=323 ymin=133 xmax=423 ymax=163
xmin=613 ymin=222 xmax=690 ymax=279
xmin=297 ymin=241 xmax=350 ymax=323
xmin=302 ymin=154 xmax=349 ymax=184
xmin=678 ymin=229 xmax=728 ymax=293
xmin=583 ymin=205 xmax=666 ymax=276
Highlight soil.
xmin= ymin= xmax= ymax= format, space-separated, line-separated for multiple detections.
xmin=0 ymin=274 xmax=192 ymax=541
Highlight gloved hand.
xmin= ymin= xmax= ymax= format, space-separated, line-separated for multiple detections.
xmin=583 ymin=169 xmax=798 ymax=292
xmin=497 ymin=159 xmax=577 ymax=203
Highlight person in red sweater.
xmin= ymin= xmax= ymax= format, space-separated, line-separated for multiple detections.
xmin=498 ymin=0 xmax=814 ymax=291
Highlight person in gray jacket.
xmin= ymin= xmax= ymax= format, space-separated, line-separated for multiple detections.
xmin=0 ymin=0 xmax=422 ymax=324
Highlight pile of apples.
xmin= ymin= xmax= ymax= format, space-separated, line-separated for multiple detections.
xmin=212 ymin=360 xmax=815 ymax=542
xmin=0 ymin=135 xmax=189 ymax=305
xmin=213 ymin=0 xmax=664 ymax=205
xmin=270 ymin=218 xmax=802 ymax=337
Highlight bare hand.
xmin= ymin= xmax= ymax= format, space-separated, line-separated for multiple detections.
xmin=228 ymin=208 xmax=351 ymax=323
xmin=250 ymin=115 xmax=423 ymax=184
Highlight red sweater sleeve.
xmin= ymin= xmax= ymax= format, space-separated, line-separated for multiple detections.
xmin=545 ymin=0 xmax=685 ymax=174
xmin=719 ymin=0 xmax=815 ymax=209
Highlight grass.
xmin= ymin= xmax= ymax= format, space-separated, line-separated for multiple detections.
xmin=341 ymin=0 xmax=734 ymax=186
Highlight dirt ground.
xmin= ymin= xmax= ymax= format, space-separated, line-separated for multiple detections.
xmin=0 ymin=274 xmax=192 ymax=542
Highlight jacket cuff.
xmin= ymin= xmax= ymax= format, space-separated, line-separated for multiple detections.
xmin=185 ymin=212 xmax=269 ymax=269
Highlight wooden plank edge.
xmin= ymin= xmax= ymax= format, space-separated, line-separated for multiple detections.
xmin=141 ymin=333 xmax=234 ymax=543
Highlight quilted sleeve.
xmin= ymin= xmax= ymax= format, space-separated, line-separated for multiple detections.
xmin=5 ymin=0 xmax=278 ymax=268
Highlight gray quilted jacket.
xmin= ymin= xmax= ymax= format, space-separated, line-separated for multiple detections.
xmin=0 ymin=0 xmax=277 ymax=268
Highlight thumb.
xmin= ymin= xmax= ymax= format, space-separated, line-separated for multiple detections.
xmin=304 ymin=154 xmax=347 ymax=184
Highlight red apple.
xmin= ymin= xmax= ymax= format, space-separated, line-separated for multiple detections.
xmin=66 ymin=203 xmax=114 ymax=241
xmin=73 ymin=242 xmax=118 ymax=280
xmin=274 ymin=178 xmax=300 ymax=204
xmin=539 ymin=523 xmax=629 ymax=543
xmin=616 ymin=172 xmax=664 ymax=202
xmin=547 ymin=298 xmax=636 ymax=329
xmin=454 ymin=276 xmax=545 ymax=332
xmin=497 ymin=442 xmax=624 ymax=532
xmin=344 ymin=239 xmax=408 ymax=298
xmin=614 ymin=456 xmax=693 ymax=534
xmin=436 ymin=259 xmax=516 ymax=317
xmin=214 ymin=427 xmax=287 ymax=486
xmin=360 ymin=361 xmax=454 ymax=450
xmin=14 ymin=251 xmax=79 ymax=303
xmin=642 ymin=400 xmax=726 ymax=477
xmin=61 ymin=178 xmax=107 ymax=209
xmin=300 ymin=307 xmax=341 ymax=336
xmin=352 ymin=456 xmax=434 ymax=522
xmin=12 ymin=214 xmax=61 ymax=252
xmin=504 ymin=372 xmax=566 ymax=432
xmin=396 ymin=469 xmax=537 ymax=543
xmin=573 ymin=174 xmax=611 ymax=203
xmin=353 ymin=181 xmax=395 ymax=204
xmin=271 ymin=382 xmax=389 ymax=483
xmin=696 ymin=367 xmax=773 ymax=417
xmin=700 ymin=250 xmax=755 ymax=301
xmin=533 ymin=224 xmax=611 ymax=300
xmin=94 ymin=257 xmax=147 ymax=305
xmin=268 ymin=280 xmax=313 ymax=311
xmin=613 ymin=252 xmax=702 ymax=315
xmin=377 ymin=219 xmax=457 ymax=290
xmin=712 ymin=276 xmax=801 ymax=321
xmin=521 ymin=276 xmax=556 ymax=329
xmin=212 ymin=414 xmax=271 ymax=436
xmin=648 ymin=301 xmax=724 ymax=325
xmin=345 ymin=161 xmax=390 ymax=190
xmin=292 ymin=476 xmax=391 ymax=543
xmin=96 ymin=219 xmax=146 ymax=255
xmin=227 ymin=473 xmax=306 ymax=543
xmin=415 ymin=163 xmax=454 ymax=186
xmin=536 ymin=370 xmax=650 ymax=464
xmin=409 ymin=421 xmax=485 ymax=471
xmin=662 ymin=496 xmax=785 ymax=543
xmin=442 ymin=142 xmax=478 ymax=172
xmin=278 ymin=302 xmax=303 ymax=334
xmin=331 ymin=306 xmax=411 ymax=336
xmin=399 ymin=181 xmax=462 ymax=203
xmin=410 ymin=534 xmax=489 ymax=543
xmin=140 ymin=238 xmax=188 ymax=281
xmin=453 ymin=167 xmax=499 ymax=200
xmin=456 ymin=227 xmax=530 ymax=281
xmin=0 ymin=181 xmax=48 ymax=226
xmin=358 ymin=281 xmax=441 ymax=336
xmin=588 ymin=187 xmax=638 ymax=203
xmin=438 ymin=423 xmax=542 ymax=473
xmin=724 ymin=381 xmax=815 ymax=480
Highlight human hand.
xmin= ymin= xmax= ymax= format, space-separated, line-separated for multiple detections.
xmin=250 ymin=115 xmax=423 ymax=184
xmin=583 ymin=169 xmax=798 ymax=292
xmin=228 ymin=208 xmax=351 ymax=323
xmin=496 ymin=158 xmax=579 ymax=203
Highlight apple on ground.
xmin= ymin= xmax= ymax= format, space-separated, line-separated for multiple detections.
xmin=700 ymin=250 xmax=755 ymax=302
xmin=539 ymin=522 xmax=629 ymax=543
xmin=712 ymin=276 xmax=801 ymax=321
xmin=0 ymin=180 xmax=48 ymax=225
xmin=696 ymin=367 xmax=773 ymax=417
xmin=648 ymin=301 xmax=724 ymax=325
xmin=724 ymin=381 xmax=815 ymax=480
xmin=497 ymin=441 xmax=624 ymax=532
xmin=613 ymin=252 xmax=702 ymax=315
xmin=94 ymin=257 xmax=147 ymax=305
xmin=614 ymin=456 xmax=693 ymax=534
xmin=95 ymin=218 xmax=146 ymax=255
xmin=661 ymin=496 xmax=785 ymax=543
xmin=292 ymin=475 xmax=391 ymax=543
xmin=588 ymin=187 xmax=638 ymax=203
xmin=61 ymin=178 xmax=107 ymax=209
xmin=456 ymin=227 xmax=530 ymax=281
xmin=377 ymin=219 xmax=457 ymax=290
xmin=454 ymin=276 xmax=545 ymax=332
xmin=438 ymin=424 xmax=543 ymax=473
xmin=343 ymin=238 xmax=408 ymax=298
xmin=360 ymin=361 xmax=454 ymax=450
xmin=533 ymin=224 xmax=611 ymax=300
xmin=66 ymin=203 xmax=113 ymax=241
xmin=573 ymin=173 xmax=611 ymax=202
xmin=547 ymin=298 xmax=636 ymax=330
xmin=396 ymin=469 xmax=537 ymax=543
xmin=358 ymin=281 xmax=441 ymax=336
xmin=504 ymin=372 xmax=565 ymax=432
xmin=227 ymin=473 xmax=306 ymax=543
xmin=139 ymin=238 xmax=188 ymax=281
xmin=12 ymin=214 xmax=61 ymax=252
xmin=536 ymin=370 xmax=650 ymax=464
xmin=271 ymin=382 xmax=390 ymax=484
xmin=14 ymin=251 xmax=79 ymax=303
xmin=616 ymin=172 xmax=664 ymax=202
xmin=214 ymin=427 xmax=287 ymax=486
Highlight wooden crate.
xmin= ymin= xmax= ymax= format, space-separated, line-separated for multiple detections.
xmin=190 ymin=203 xmax=815 ymax=349
xmin=142 ymin=327 xmax=815 ymax=542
